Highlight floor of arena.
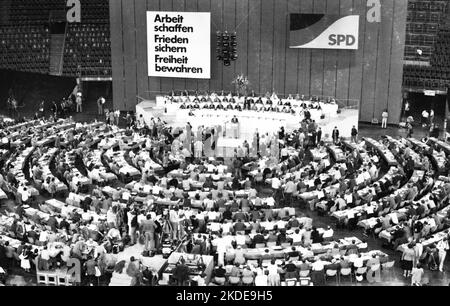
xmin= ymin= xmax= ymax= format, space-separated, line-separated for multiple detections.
xmin=1 ymin=103 xmax=449 ymax=286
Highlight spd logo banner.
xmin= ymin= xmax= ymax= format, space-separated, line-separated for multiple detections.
xmin=289 ymin=14 xmax=360 ymax=50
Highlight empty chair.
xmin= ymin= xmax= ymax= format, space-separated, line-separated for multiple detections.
xmin=354 ymin=266 xmax=368 ymax=282
xmin=284 ymin=278 xmax=297 ymax=286
xmin=325 ymin=269 xmax=339 ymax=285
xmin=228 ymin=276 xmax=241 ymax=285
xmin=381 ymin=260 xmax=396 ymax=278
xmin=299 ymin=269 xmax=310 ymax=278
xmin=241 ymin=276 xmax=254 ymax=286
xmin=339 ymin=267 xmax=352 ymax=284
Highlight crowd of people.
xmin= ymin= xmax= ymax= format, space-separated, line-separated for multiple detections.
xmin=0 ymin=92 xmax=448 ymax=287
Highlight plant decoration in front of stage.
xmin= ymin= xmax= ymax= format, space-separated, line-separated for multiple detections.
xmin=232 ymin=74 xmax=250 ymax=95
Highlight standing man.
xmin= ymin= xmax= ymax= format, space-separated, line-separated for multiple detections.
xmin=140 ymin=215 xmax=156 ymax=256
xmin=231 ymin=116 xmax=239 ymax=139
xmin=169 ymin=207 xmax=180 ymax=242
xmin=38 ymin=100 xmax=45 ymax=118
xmin=421 ymin=109 xmax=429 ymax=127
xmin=381 ymin=109 xmax=389 ymax=129
xmin=114 ymin=109 xmax=120 ymax=126
xmin=316 ymin=127 xmax=322 ymax=145
xmin=332 ymin=126 xmax=340 ymax=145
xmin=437 ymin=237 xmax=449 ymax=272
xmin=76 ymin=91 xmax=83 ymax=113
xmin=404 ymin=100 xmax=410 ymax=118
xmin=97 ymin=96 xmax=105 ymax=116
xmin=429 ymin=109 xmax=435 ymax=125
xmin=194 ymin=139 xmax=203 ymax=159
xmin=351 ymin=126 xmax=358 ymax=143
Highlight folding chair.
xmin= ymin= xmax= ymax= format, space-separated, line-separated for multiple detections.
xmin=339 ymin=268 xmax=352 ymax=284
xmin=325 ymin=269 xmax=339 ymax=285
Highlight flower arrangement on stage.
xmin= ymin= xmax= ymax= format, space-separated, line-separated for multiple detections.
xmin=232 ymin=74 xmax=250 ymax=95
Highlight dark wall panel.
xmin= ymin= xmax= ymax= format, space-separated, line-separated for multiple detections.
xmin=259 ymin=0 xmax=274 ymax=94
xmin=110 ymin=0 xmax=125 ymax=109
xmin=309 ymin=0 xmax=325 ymax=97
xmin=360 ymin=0 xmax=378 ymax=122
xmin=335 ymin=0 xmax=353 ymax=101
xmin=272 ymin=0 xmax=287 ymax=94
xmin=209 ymin=0 xmax=224 ymax=92
xmin=222 ymin=0 xmax=236 ymax=93
xmin=322 ymin=0 xmax=339 ymax=99
xmin=122 ymin=0 xmax=137 ymax=109
xmin=298 ymin=0 xmax=313 ymax=96
xmin=247 ymin=0 xmax=261 ymax=95
xmin=373 ymin=0 xmax=394 ymax=119
xmin=110 ymin=0 xmax=408 ymax=123
xmin=284 ymin=0 xmax=300 ymax=95
xmin=388 ymin=0 xmax=407 ymax=124
xmin=234 ymin=0 xmax=249 ymax=88
xmin=135 ymin=0 xmax=149 ymax=101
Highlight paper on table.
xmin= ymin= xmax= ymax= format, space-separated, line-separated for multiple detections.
xmin=344 ymin=194 xmax=353 ymax=203
xmin=390 ymin=213 xmax=399 ymax=224
xmin=122 ymin=192 xmax=130 ymax=201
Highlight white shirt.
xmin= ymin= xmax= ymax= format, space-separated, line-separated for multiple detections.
xmin=222 ymin=222 xmax=232 ymax=234
xmin=40 ymin=249 xmax=50 ymax=260
xmin=291 ymin=233 xmax=303 ymax=243
xmin=21 ymin=190 xmax=29 ymax=202
xmin=265 ymin=197 xmax=275 ymax=207
xmin=255 ymin=274 xmax=268 ymax=286
xmin=217 ymin=165 xmax=226 ymax=174
xmin=39 ymin=231 xmax=49 ymax=242
xmin=353 ymin=257 xmax=364 ymax=268
xmin=61 ymin=205 xmax=71 ymax=218
xmin=271 ymin=178 xmax=281 ymax=189
xmin=437 ymin=239 xmax=449 ymax=252
xmin=267 ymin=264 xmax=278 ymax=276
xmin=311 ymin=260 xmax=325 ymax=271
xmin=323 ymin=229 xmax=334 ymax=238
xmin=169 ymin=210 xmax=179 ymax=223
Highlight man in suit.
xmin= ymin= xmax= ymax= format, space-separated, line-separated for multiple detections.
xmin=140 ymin=215 xmax=156 ymax=254
xmin=351 ymin=126 xmax=358 ymax=143
xmin=316 ymin=127 xmax=322 ymax=145
xmin=332 ymin=127 xmax=340 ymax=144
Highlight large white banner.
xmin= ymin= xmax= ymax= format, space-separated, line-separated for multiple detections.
xmin=290 ymin=15 xmax=360 ymax=50
xmin=147 ymin=11 xmax=211 ymax=79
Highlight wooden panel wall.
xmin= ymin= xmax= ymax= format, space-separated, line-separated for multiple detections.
xmin=110 ymin=0 xmax=407 ymax=123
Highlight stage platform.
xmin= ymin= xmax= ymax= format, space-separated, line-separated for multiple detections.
xmin=136 ymin=100 xmax=358 ymax=144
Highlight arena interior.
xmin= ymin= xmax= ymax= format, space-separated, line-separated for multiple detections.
xmin=0 ymin=0 xmax=450 ymax=288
